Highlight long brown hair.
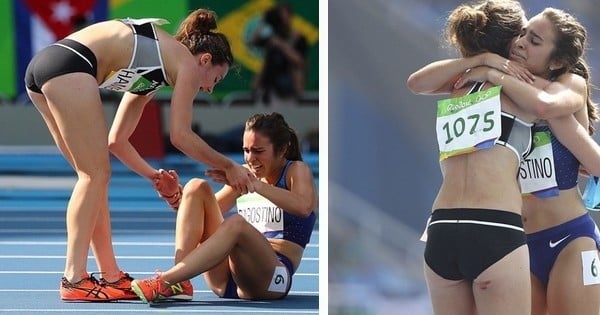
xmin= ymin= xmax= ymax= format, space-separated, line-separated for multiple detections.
xmin=542 ymin=8 xmax=598 ymax=134
xmin=445 ymin=0 xmax=525 ymax=58
xmin=174 ymin=8 xmax=233 ymax=66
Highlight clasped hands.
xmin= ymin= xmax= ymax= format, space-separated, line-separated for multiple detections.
xmin=152 ymin=169 xmax=183 ymax=210
xmin=205 ymin=164 xmax=257 ymax=195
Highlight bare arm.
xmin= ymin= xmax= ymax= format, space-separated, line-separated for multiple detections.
xmin=548 ymin=115 xmax=600 ymax=176
xmin=251 ymin=162 xmax=317 ymax=217
xmin=456 ymin=68 xmax=586 ymax=119
xmin=208 ymin=162 xmax=317 ymax=217
xmin=457 ymin=67 xmax=599 ymax=172
xmin=169 ymin=64 xmax=252 ymax=193
xmin=108 ymin=92 xmax=158 ymax=180
xmin=406 ymin=52 xmax=533 ymax=95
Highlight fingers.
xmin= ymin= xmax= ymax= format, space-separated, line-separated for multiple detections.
xmin=236 ymin=183 xmax=249 ymax=195
xmin=454 ymin=78 xmax=465 ymax=89
xmin=246 ymin=182 xmax=255 ymax=193
xmin=169 ymin=169 xmax=179 ymax=181
xmin=505 ymin=60 xmax=535 ymax=84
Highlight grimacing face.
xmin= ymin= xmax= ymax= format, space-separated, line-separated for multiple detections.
xmin=243 ymin=130 xmax=285 ymax=183
xmin=510 ymin=14 xmax=559 ymax=79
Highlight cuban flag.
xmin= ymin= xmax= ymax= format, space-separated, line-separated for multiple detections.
xmin=14 ymin=0 xmax=107 ymax=97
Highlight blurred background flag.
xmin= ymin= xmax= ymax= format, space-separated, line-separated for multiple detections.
xmin=13 ymin=0 xmax=108 ymax=98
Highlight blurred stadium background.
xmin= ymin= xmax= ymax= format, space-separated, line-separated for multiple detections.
xmin=0 ymin=0 xmax=319 ymax=153
xmin=329 ymin=0 xmax=600 ymax=314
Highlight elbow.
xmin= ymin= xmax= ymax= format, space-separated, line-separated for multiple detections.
xmin=296 ymin=202 xmax=315 ymax=218
xmin=169 ymin=130 xmax=187 ymax=152
xmin=107 ymin=142 xmax=117 ymax=155
xmin=406 ymin=73 xmax=429 ymax=94
xmin=107 ymin=137 xmax=123 ymax=155
xmin=406 ymin=74 xmax=420 ymax=94
xmin=532 ymin=104 xmax=549 ymax=119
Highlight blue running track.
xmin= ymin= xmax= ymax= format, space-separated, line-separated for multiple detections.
xmin=0 ymin=152 xmax=319 ymax=314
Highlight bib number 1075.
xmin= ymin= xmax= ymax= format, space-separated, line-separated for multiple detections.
xmin=436 ymin=86 xmax=502 ymax=160
xmin=441 ymin=111 xmax=495 ymax=144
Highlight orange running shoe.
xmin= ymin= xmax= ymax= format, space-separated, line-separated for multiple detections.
xmin=163 ymin=279 xmax=193 ymax=301
xmin=131 ymin=275 xmax=194 ymax=303
xmin=99 ymin=271 xmax=138 ymax=300
xmin=60 ymin=274 xmax=123 ymax=302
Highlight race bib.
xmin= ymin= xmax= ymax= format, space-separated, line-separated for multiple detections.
xmin=99 ymin=67 xmax=165 ymax=93
xmin=582 ymin=250 xmax=600 ymax=285
xmin=519 ymin=131 xmax=559 ymax=198
xmin=236 ymin=192 xmax=284 ymax=234
xmin=436 ymin=86 xmax=502 ymax=160
xmin=583 ymin=176 xmax=600 ymax=211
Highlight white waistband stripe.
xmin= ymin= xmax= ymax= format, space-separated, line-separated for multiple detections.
xmin=429 ymin=219 xmax=524 ymax=232
xmin=53 ymin=43 xmax=93 ymax=69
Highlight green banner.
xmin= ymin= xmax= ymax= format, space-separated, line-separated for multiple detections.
xmin=109 ymin=0 xmax=187 ymax=34
xmin=0 ymin=0 xmax=16 ymax=99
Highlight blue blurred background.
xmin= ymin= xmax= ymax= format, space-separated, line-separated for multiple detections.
xmin=328 ymin=0 xmax=600 ymax=314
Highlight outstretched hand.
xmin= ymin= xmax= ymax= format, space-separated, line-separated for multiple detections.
xmin=152 ymin=169 xmax=180 ymax=197
xmin=205 ymin=164 xmax=255 ymax=194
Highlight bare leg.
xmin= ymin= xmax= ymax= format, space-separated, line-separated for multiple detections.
xmin=162 ymin=214 xmax=286 ymax=299
xmin=89 ymin=195 xmax=120 ymax=281
xmin=530 ymin=274 xmax=547 ymax=315
xmin=473 ymin=245 xmax=531 ymax=315
xmin=173 ymin=179 xmax=224 ymax=263
xmin=37 ymin=73 xmax=112 ymax=283
xmin=172 ymin=179 xmax=231 ymax=292
xmin=29 ymin=84 xmax=121 ymax=281
xmin=424 ymin=263 xmax=476 ymax=315
xmin=547 ymin=238 xmax=600 ymax=315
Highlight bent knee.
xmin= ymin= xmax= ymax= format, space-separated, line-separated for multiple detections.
xmin=222 ymin=214 xmax=250 ymax=235
xmin=184 ymin=178 xmax=215 ymax=196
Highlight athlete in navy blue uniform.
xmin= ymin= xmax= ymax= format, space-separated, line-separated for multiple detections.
xmin=131 ymin=112 xmax=317 ymax=303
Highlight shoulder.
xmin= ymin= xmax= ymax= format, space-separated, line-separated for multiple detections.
xmin=555 ymin=72 xmax=587 ymax=91
xmin=160 ymin=39 xmax=198 ymax=87
xmin=286 ymin=160 xmax=314 ymax=181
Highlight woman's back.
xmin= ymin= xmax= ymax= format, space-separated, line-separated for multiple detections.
xmin=434 ymin=83 xmax=534 ymax=214
xmin=65 ymin=20 xmax=186 ymax=86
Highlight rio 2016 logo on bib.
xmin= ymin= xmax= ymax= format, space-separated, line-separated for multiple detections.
xmin=436 ymin=86 xmax=502 ymax=160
